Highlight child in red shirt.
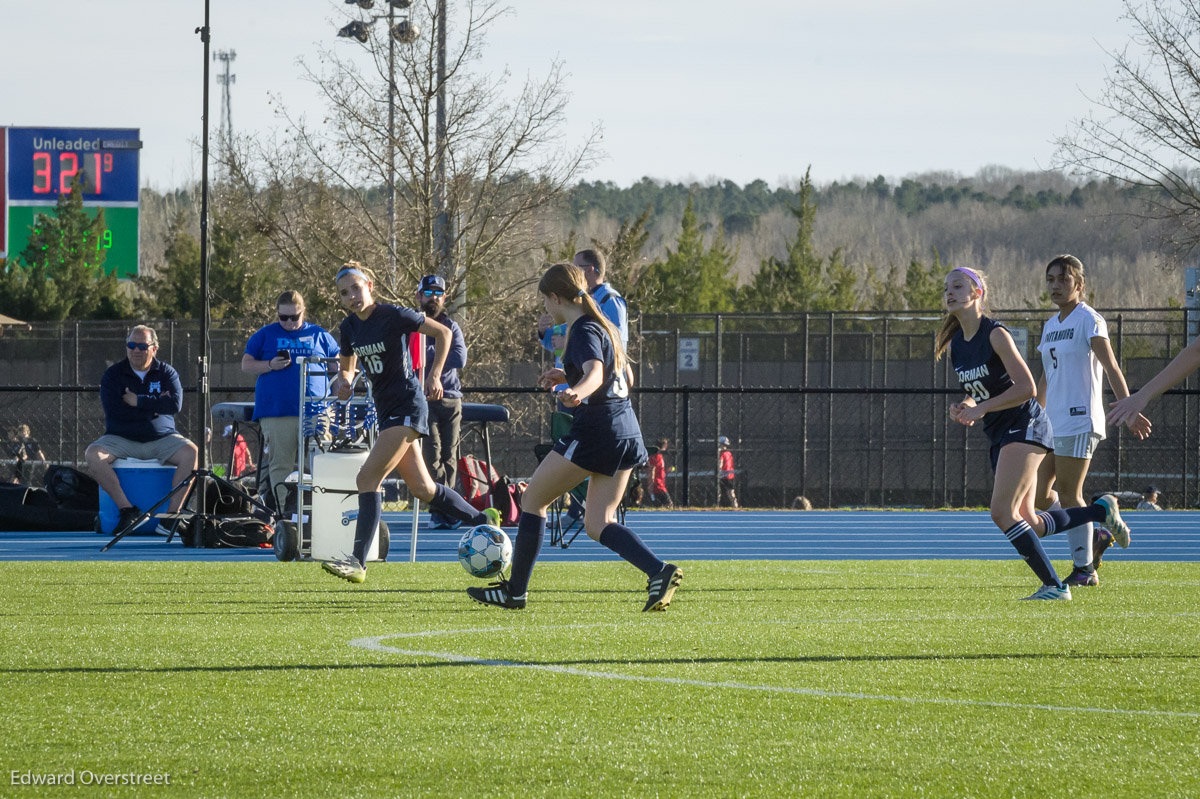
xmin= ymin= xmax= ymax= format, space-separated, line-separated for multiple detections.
xmin=718 ymin=436 xmax=738 ymax=508
xmin=647 ymin=438 xmax=673 ymax=507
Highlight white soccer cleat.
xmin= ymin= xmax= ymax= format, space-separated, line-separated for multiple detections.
xmin=1021 ymin=584 xmax=1072 ymax=600
xmin=321 ymin=556 xmax=366 ymax=584
xmin=1094 ymin=494 xmax=1131 ymax=549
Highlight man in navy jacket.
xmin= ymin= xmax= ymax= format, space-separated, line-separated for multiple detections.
xmin=84 ymin=325 xmax=199 ymax=532
xmin=417 ymin=275 xmax=468 ymax=527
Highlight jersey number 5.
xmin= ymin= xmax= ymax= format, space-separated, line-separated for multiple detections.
xmin=964 ymin=380 xmax=990 ymax=403
xmin=1049 ymin=347 xmax=1057 ymax=370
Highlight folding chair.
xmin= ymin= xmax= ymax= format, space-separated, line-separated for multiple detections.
xmin=536 ymin=411 xmax=625 ymax=549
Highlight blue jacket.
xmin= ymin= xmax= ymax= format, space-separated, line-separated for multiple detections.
xmin=100 ymin=358 xmax=184 ymax=442
xmin=422 ymin=311 xmax=468 ymax=399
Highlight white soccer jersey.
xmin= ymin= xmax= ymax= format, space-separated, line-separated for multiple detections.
xmin=1037 ymin=302 xmax=1108 ymax=438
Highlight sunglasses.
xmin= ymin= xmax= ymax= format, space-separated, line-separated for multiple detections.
xmin=278 ymin=313 xmax=301 ymax=322
xmin=126 ymin=341 xmax=154 ymax=351
xmin=421 ymin=289 xmax=444 ymax=297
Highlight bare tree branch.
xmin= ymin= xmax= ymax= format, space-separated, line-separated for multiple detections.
xmin=1055 ymin=0 xmax=1200 ymax=258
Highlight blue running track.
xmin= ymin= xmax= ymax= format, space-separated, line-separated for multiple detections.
xmin=1 ymin=510 xmax=1196 ymax=562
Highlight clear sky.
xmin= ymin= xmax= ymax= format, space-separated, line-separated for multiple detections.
xmin=0 ymin=0 xmax=1132 ymax=190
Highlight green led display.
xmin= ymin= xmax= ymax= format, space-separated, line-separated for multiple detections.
xmin=6 ymin=205 xmax=139 ymax=279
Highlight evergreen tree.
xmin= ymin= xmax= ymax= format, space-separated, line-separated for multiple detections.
xmin=0 ymin=181 xmax=133 ymax=320
xmin=737 ymin=168 xmax=859 ymax=312
xmin=635 ymin=195 xmax=737 ymax=313
xmin=598 ymin=206 xmax=651 ymax=297
xmin=902 ymin=249 xmax=948 ymax=310
xmin=140 ymin=209 xmax=202 ymax=319
xmin=865 ymin=264 xmax=906 ymax=310
xmin=541 ymin=230 xmax=580 ymax=266
xmin=139 ymin=204 xmax=279 ymax=321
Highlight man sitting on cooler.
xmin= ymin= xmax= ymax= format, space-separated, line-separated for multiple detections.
xmin=84 ymin=325 xmax=199 ymax=534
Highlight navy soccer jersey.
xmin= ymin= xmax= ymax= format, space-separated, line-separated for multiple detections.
xmin=339 ymin=304 xmax=426 ymax=420
xmin=950 ymin=316 xmax=1052 ymax=454
xmin=562 ymin=316 xmax=641 ymax=441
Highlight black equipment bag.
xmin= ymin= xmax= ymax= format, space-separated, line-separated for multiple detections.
xmin=201 ymin=478 xmax=255 ymax=516
xmin=43 ymin=465 xmax=100 ymax=511
xmin=0 ymin=484 xmax=98 ymax=532
xmin=178 ymin=515 xmax=274 ymax=548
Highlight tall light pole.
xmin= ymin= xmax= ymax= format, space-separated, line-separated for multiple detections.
xmin=338 ymin=0 xmax=449 ymax=280
xmin=433 ymin=0 xmax=450 ymax=277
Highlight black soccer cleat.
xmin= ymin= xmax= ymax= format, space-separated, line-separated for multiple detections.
xmin=1062 ymin=566 xmax=1099 ymax=587
xmin=643 ymin=563 xmax=683 ymax=612
xmin=467 ymin=580 xmax=527 ymax=610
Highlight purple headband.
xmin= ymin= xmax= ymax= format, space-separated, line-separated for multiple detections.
xmin=953 ymin=267 xmax=984 ymax=294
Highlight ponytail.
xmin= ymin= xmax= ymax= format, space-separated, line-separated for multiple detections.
xmin=579 ymin=292 xmax=628 ymax=376
xmin=934 ymin=315 xmax=961 ymax=361
xmin=538 ymin=263 xmax=629 ymax=375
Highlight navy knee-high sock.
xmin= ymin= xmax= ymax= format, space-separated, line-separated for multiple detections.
xmin=352 ymin=492 xmax=382 ymax=564
xmin=1005 ymin=520 xmax=1062 ymax=588
xmin=507 ymin=512 xmax=545 ymax=597
xmin=599 ymin=522 xmax=665 ymax=577
xmin=427 ymin=483 xmax=488 ymax=526
xmin=1036 ymin=504 xmax=1106 ymax=536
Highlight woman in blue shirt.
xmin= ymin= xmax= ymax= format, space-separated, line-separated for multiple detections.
xmin=242 ymin=290 xmax=340 ymax=510
xmin=936 ymin=266 xmax=1128 ymax=600
xmin=323 ymin=264 xmax=498 ymax=583
xmin=467 ymin=263 xmax=682 ymax=612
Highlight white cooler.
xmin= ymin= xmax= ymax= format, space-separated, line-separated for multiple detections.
xmin=309 ymin=449 xmax=383 ymax=562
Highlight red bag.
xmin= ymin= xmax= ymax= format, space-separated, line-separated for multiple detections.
xmin=488 ymin=477 xmax=524 ymax=527
xmin=459 ymin=455 xmax=499 ymax=502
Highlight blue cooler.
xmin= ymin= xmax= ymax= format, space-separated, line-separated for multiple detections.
xmin=98 ymin=459 xmax=177 ymax=534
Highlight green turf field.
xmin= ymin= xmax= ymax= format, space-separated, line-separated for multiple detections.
xmin=2 ymin=561 xmax=1198 ymax=798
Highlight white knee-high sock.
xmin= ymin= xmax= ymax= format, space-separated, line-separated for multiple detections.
xmin=1068 ymin=522 xmax=1094 ymax=569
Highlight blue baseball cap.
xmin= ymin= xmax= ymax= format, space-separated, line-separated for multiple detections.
xmin=418 ymin=274 xmax=446 ymax=293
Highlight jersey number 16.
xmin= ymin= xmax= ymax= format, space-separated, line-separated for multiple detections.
xmin=361 ymin=353 xmax=384 ymax=374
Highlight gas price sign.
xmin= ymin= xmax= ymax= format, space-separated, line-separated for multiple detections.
xmin=2 ymin=126 xmax=141 ymax=278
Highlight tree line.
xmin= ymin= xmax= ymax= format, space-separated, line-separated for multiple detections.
xmin=0 ymin=163 xmax=1176 ymax=335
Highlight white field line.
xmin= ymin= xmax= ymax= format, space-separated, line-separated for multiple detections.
xmin=349 ymin=622 xmax=1200 ymax=720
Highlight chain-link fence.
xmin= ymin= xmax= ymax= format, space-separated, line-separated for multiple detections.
xmin=2 ymin=309 xmax=1197 ymax=508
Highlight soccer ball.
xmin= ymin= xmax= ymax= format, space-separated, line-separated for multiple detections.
xmin=458 ymin=524 xmax=513 ymax=578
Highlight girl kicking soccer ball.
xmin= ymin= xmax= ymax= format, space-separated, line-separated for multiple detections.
xmin=467 ymin=263 xmax=682 ymax=611
xmin=323 ymin=263 xmax=499 ymax=583
xmin=937 ymin=266 xmax=1129 ymax=600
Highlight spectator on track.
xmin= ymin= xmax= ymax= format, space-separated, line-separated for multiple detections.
xmin=1137 ymin=485 xmax=1163 ymax=511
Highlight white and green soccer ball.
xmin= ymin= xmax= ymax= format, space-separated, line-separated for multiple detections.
xmin=458 ymin=524 xmax=513 ymax=578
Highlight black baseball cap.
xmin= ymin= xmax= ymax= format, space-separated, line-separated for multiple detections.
xmin=418 ymin=275 xmax=446 ymax=293
xmin=1144 ymin=484 xmax=1161 ymax=494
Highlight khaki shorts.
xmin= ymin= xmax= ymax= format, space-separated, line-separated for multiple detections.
xmin=89 ymin=433 xmax=192 ymax=465
xmin=1053 ymin=432 xmax=1102 ymax=460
